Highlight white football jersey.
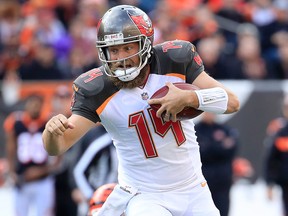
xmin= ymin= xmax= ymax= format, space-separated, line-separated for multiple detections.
xmin=72 ymin=40 xmax=206 ymax=192
xmin=100 ymin=74 xmax=205 ymax=191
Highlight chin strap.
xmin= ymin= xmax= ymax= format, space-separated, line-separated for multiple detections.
xmin=115 ymin=52 xmax=151 ymax=82
xmin=115 ymin=67 xmax=140 ymax=82
xmin=194 ymin=87 xmax=228 ymax=114
xmin=115 ymin=39 xmax=152 ymax=82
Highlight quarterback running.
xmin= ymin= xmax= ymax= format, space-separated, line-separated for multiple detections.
xmin=43 ymin=5 xmax=239 ymax=216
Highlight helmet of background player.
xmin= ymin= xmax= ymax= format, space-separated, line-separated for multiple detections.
xmin=88 ymin=183 xmax=117 ymax=216
xmin=96 ymin=5 xmax=154 ymax=82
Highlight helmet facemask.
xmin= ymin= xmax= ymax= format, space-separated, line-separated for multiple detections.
xmin=97 ymin=35 xmax=152 ymax=82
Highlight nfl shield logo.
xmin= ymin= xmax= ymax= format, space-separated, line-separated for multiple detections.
xmin=141 ymin=92 xmax=149 ymax=100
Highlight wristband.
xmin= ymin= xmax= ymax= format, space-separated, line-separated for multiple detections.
xmin=194 ymin=87 xmax=228 ymax=114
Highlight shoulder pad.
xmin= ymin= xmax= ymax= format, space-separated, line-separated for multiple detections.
xmin=154 ymin=40 xmax=196 ymax=63
xmin=3 ymin=111 xmax=23 ymax=132
xmin=73 ymin=68 xmax=107 ymax=97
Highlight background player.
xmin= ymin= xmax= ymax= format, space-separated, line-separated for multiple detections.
xmin=87 ymin=183 xmax=117 ymax=216
xmin=4 ymin=94 xmax=57 ymax=216
xmin=196 ymin=112 xmax=239 ymax=216
xmin=264 ymin=94 xmax=288 ymax=215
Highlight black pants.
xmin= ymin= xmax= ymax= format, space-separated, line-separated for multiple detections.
xmin=280 ymin=184 xmax=288 ymax=216
xmin=209 ymin=183 xmax=231 ymax=216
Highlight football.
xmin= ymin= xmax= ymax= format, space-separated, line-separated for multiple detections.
xmin=150 ymin=82 xmax=203 ymax=120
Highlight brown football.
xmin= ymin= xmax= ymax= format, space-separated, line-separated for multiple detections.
xmin=150 ymin=82 xmax=203 ymax=120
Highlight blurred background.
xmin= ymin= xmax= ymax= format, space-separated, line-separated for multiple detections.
xmin=0 ymin=0 xmax=288 ymax=215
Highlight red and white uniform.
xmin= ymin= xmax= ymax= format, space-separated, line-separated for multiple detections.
xmin=72 ymin=40 xmax=219 ymax=216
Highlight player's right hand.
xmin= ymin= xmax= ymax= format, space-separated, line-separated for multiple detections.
xmin=45 ymin=114 xmax=75 ymax=136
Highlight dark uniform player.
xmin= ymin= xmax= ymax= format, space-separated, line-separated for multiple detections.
xmin=265 ymin=122 xmax=288 ymax=216
xmin=195 ymin=112 xmax=239 ymax=216
xmin=4 ymin=94 xmax=56 ymax=216
xmin=43 ymin=5 xmax=239 ymax=216
xmin=264 ymin=94 xmax=288 ymax=216
xmin=88 ymin=183 xmax=117 ymax=216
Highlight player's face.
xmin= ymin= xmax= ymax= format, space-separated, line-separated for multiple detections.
xmin=26 ymin=98 xmax=43 ymax=119
xmin=107 ymin=42 xmax=140 ymax=71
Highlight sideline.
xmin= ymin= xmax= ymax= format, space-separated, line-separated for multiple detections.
xmin=0 ymin=179 xmax=283 ymax=216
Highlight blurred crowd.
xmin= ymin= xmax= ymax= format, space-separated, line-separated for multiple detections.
xmin=1 ymin=1 xmax=287 ymax=215
xmin=0 ymin=0 xmax=288 ymax=82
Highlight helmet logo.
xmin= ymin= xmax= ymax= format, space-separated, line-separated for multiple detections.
xmin=130 ymin=14 xmax=153 ymax=37
xmin=96 ymin=18 xmax=102 ymax=32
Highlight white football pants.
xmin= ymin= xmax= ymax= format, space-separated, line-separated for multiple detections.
xmin=125 ymin=182 xmax=220 ymax=216
xmin=13 ymin=177 xmax=55 ymax=216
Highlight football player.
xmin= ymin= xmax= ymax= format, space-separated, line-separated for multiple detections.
xmin=264 ymin=94 xmax=288 ymax=215
xmin=43 ymin=5 xmax=240 ymax=216
xmin=5 ymin=94 xmax=57 ymax=216
xmin=88 ymin=183 xmax=117 ymax=216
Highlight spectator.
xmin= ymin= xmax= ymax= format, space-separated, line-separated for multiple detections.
xmin=270 ymin=31 xmax=288 ymax=79
xmin=245 ymin=0 xmax=288 ymax=60
xmin=188 ymin=5 xmax=219 ymax=44
xmin=196 ymin=33 xmax=228 ymax=79
xmin=18 ymin=42 xmax=64 ymax=80
xmin=218 ymin=23 xmax=275 ymax=79
xmin=64 ymin=17 xmax=101 ymax=78
xmin=54 ymin=0 xmax=78 ymax=30
xmin=0 ymin=0 xmax=22 ymax=80
xmin=4 ymin=93 xmax=58 ymax=216
xmin=235 ymin=32 xmax=269 ymax=79
xmin=195 ymin=112 xmax=239 ymax=216
xmin=213 ymin=0 xmax=247 ymax=45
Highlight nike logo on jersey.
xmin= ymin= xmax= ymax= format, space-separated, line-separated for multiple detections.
xmin=201 ymin=181 xmax=207 ymax=187
xmin=73 ymin=84 xmax=79 ymax=92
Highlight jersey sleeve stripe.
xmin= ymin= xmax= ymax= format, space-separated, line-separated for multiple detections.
xmin=166 ymin=73 xmax=185 ymax=80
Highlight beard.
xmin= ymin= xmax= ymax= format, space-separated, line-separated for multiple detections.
xmin=109 ymin=64 xmax=150 ymax=89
